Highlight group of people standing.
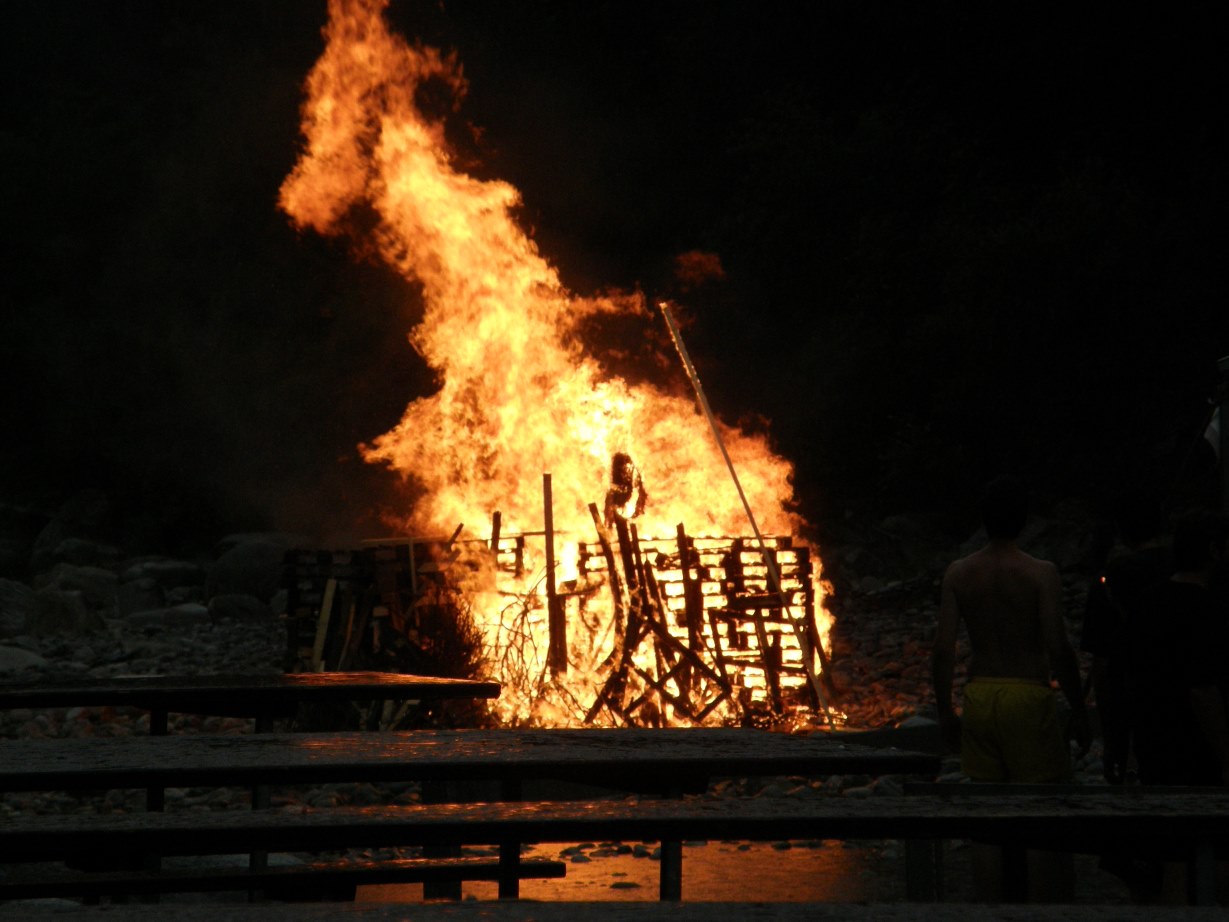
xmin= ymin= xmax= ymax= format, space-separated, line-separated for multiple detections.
xmin=931 ymin=474 xmax=1229 ymax=901
xmin=1082 ymin=499 xmax=1229 ymax=788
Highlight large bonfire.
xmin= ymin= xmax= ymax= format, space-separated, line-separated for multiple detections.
xmin=280 ymin=0 xmax=830 ymax=726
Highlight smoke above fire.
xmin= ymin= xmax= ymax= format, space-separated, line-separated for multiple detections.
xmin=280 ymin=0 xmax=808 ymax=550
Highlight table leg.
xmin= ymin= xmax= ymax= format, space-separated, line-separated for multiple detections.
xmin=145 ymin=706 xmax=168 ymax=811
xmin=1001 ymin=843 xmax=1027 ymax=902
xmin=423 ymin=778 xmax=462 ymax=900
xmin=495 ymin=778 xmax=525 ymax=899
xmin=659 ymin=840 xmax=683 ymax=901
xmin=1191 ymin=841 xmax=1216 ymax=906
xmin=142 ymin=706 xmax=170 ymax=902
xmin=905 ymin=839 xmax=944 ymax=900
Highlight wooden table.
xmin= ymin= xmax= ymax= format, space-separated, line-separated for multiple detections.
xmin=0 ymin=727 xmax=937 ymax=900
xmin=0 ymin=727 xmax=939 ymax=794
xmin=4 ymin=790 xmax=1229 ymax=902
xmin=0 ymin=671 xmax=502 ymax=734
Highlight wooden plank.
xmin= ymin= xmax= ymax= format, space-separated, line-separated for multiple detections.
xmin=544 ymin=474 xmax=566 ymax=676
xmin=5 ymin=791 xmax=1229 ymax=863
xmin=0 ymin=728 xmax=939 ymax=793
xmin=0 ymin=671 xmax=501 ymax=717
xmin=4 ymin=903 xmax=1228 ymax=922
xmin=585 ymin=503 xmax=632 ymax=723
xmin=904 ymin=781 xmax=1229 ymax=796
xmin=312 ymin=578 xmax=338 ymax=671
xmin=901 ymin=780 xmax=1229 ymax=902
xmin=0 ymin=855 xmax=566 ymax=900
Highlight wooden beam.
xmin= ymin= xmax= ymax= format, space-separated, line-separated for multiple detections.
xmin=544 ymin=475 xmax=566 ymax=676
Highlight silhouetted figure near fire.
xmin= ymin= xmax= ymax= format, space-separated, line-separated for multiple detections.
xmin=1080 ymin=490 xmax=1171 ymax=785
xmin=603 ymin=452 xmax=647 ymax=529
xmin=1127 ymin=509 xmax=1229 ymax=787
xmin=933 ymin=474 xmax=1090 ymax=901
xmin=1120 ymin=509 xmax=1229 ymax=903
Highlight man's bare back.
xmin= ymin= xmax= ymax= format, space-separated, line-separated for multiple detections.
xmin=942 ymin=542 xmax=1063 ymax=683
xmin=934 ymin=537 xmax=1087 ymax=745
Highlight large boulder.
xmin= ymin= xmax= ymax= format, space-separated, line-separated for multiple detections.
xmin=206 ymin=539 xmax=288 ymax=602
xmin=209 ymin=593 xmax=273 ymax=624
xmin=122 ymin=603 xmax=211 ymax=630
xmin=0 ymin=644 xmax=47 ymax=674
xmin=34 ymin=563 xmax=119 ymax=611
xmin=121 ymin=558 xmax=206 ymax=590
xmin=0 ymin=503 xmax=49 ymax=580
xmin=45 ymin=537 xmax=122 ymax=569
xmin=116 ymin=577 xmax=165 ymax=617
xmin=24 ymin=588 xmax=107 ymax=637
xmin=0 ymin=578 xmax=37 ymax=638
xmin=29 ymin=490 xmax=114 ymax=574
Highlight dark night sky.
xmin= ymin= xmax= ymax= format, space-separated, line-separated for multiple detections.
xmin=3 ymin=1 xmax=1226 ymax=553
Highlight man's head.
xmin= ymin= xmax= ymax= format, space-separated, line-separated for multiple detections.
xmin=982 ymin=475 xmax=1029 ymax=540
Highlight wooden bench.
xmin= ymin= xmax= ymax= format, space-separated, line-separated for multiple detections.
xmin=1 ymin=900 xmax=1227 ymax=922
xmin=0 ymin=727 xmax=939 ymax=794
xmin=0 ymin=671 xmax=502 ymax=735
xmin=0 ymin=727 xmax=939 ymax=902
xmin=901 ymin=781 xmax=1229 ymax=905
xmin=3 ymin=790 xmax=1228 ymax=901
xmin=0 ymin=854 xmax=564 ymax=901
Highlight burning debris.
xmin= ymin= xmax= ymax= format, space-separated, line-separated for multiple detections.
xmin=284 ymin=518 xmax=831 ymax=728
xmin=603 ymin=452 xmax=647 ymax=529
xmin=278 ymin=0 xmax=836 ymax=727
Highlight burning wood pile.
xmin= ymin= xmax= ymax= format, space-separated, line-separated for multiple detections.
xmin=274 ymin=0 xmax=839 ymax=731
xmin=283 ymin=512 xmax=834 ymax=728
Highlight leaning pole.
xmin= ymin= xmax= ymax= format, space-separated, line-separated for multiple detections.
xmin=658 ymin=301 xmax=832 ymax=719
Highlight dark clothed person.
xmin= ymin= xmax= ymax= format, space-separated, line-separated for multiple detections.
xmin=1081 ymin=539 xmax=1171 ymax=783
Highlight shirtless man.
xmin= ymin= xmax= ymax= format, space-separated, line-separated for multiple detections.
xmin=933 ymin=475 xmax=1090 ymax=899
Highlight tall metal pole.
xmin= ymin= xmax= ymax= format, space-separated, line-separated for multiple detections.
xmin=658 ymin=302 xmax=830 ymax=717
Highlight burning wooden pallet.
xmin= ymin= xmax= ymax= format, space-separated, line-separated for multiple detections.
xmin=282 ymin=515 xmax=832 ymax=727
xmin=575 ymin=518 xmax=828 ymax=724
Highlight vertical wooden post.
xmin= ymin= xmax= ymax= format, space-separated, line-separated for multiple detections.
xmin=421 ymin=778 xmax=462 ymax=900
xmin=310 ymin=578 xmax=337 ymax=673
xmin=674 ymin=525 xmax=697 ymax=693
xmin=615 ymin=517 xmax=640 ymax=648
xmin=544 ymin=474 xmax=566 ymax=676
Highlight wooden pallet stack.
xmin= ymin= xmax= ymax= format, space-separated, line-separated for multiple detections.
xmin=576 ymin=522 xmax=830 ymax=725
xmin=281 ymin=511 xmax=832 ymax=727
xmin=282 ymin=533 xmax=490 ymax=732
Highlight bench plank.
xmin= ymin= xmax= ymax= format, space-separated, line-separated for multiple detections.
xmin=0 ymin=902 xmax=1226 ymax=922
xmin=0 ymin=855 xmax=565 ymax=900
xmin=3 ymin=793 xmax=1227 ymax=861
xmin=0 ymin=728 xmax=939 ymax=793
xmin=0 ymin=672 xmax=501 ymax=712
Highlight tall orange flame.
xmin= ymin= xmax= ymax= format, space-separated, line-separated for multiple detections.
xmin=281 ymin=0 xmax=829 ymax=725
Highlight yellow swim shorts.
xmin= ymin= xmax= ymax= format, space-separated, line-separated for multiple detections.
xmin=960 ymin=678 xmax=1071 ymax=783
